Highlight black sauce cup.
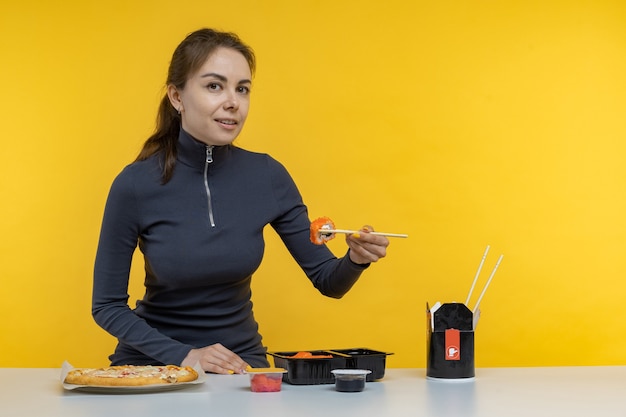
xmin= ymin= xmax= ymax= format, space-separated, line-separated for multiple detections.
xmin=331 ymin=369 xmax=371 ymax=392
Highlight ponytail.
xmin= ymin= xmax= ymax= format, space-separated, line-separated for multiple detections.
xmin=135 ymin=95 xmax=180 ymax=183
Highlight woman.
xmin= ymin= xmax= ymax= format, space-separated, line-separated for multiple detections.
xmin=92 ymin=28 xmax=390 ymax=374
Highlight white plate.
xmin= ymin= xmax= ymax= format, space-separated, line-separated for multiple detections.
xmin=64 ymin=382 xmax=203 ymax=394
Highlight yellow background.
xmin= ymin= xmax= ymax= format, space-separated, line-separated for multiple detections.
xmin=1 ymin=0 xmax=625 ymax=368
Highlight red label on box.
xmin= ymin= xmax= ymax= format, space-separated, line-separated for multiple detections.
xmin=445 ymin=329 xmax=460 ymax=361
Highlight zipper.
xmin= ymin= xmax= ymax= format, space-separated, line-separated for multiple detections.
xmin=204 ymin=145 xmax=216 ymax=227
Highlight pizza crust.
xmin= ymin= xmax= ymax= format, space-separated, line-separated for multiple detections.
xmin=64 ymin=365 xmax=199 ymax=387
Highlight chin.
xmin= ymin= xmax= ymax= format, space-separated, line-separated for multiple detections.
xmin=215 ymin=135 xmax=239 ymax=145
xmin=198 ymin=134 xmax=240 ymax=146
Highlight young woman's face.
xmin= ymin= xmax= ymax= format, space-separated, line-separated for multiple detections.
xmin=170 ymin=47 xmax=252 ymax=146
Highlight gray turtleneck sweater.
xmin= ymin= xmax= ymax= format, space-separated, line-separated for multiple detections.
xmin=92 ymin=129 xmax=367 ymax=367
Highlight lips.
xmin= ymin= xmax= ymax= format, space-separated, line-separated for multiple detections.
xmin=215 ymin=119 xmax=237 ymax=126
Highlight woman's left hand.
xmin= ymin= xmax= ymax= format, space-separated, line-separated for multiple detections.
xmin=346 ymin=226 xmax=389 ymax=264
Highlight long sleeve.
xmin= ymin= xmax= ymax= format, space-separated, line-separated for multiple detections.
xmin=92 ymin=167 xmax=194 ymax=366
xmin=267 ymin=158 xmax=369 ymax=298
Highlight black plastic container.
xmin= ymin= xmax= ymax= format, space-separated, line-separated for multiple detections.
xmin=268 ymin=348 xmax=393 ymax=385
xmin=330 ymin=348 xmax=390 ymax=381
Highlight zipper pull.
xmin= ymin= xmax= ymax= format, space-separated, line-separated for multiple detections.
xmin=206 ymin=146 xmax=214 ymax=163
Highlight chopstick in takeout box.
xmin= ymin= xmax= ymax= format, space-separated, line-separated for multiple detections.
xmin=464 ymin=245 xmax=504 ymax=315
xmin=427 ymin=246 xmax=503 ymax=330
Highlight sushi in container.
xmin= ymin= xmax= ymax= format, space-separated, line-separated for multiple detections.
xmin=268 ymin=348 xmax=392 ymax=385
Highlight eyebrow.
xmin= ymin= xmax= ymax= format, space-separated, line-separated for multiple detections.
xmin=200 ymin=72 xmax=251 ymax=84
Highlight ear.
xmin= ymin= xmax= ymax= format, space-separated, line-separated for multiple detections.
xmin=167 ymin=84 xmax=183 ymax=113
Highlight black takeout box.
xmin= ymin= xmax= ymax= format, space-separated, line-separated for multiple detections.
xmin=268 ymin=348 xmax=393 ymax=385
xmin=426 ymin=302 xmax=475 ymax=379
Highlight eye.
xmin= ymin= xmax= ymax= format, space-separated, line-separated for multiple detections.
xmin=237 ymin=85 xmax=251 ymax=95
xmin=207 ymin=82 xmax=222 ymax=91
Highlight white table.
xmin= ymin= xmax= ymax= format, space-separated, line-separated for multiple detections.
xmin=1 ymin=367 xmax=625 ymax=417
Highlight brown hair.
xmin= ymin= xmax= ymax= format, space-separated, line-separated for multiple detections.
xmin=136 ymin=28 xmax=256 ymax=183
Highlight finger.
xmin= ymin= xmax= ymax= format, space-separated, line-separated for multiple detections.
xmin=211 ymin=356 xmax=247 ymax=374
xmin=353 ymin=226 xmax=390 ymax=245
xmin=347 ymin=233 xmax=389 ymax=253
xmin=358 ymin=245 xmax=387 ymax=262
xmin=347 ymin=240 xmax=387 ymax=263
xmin=201 ymin=357 xmax=247 ymax=374
xmin=348 ymin=225 xmax=373 ymax=239
xmin=200 ymin=344 xmax=248 ymax=374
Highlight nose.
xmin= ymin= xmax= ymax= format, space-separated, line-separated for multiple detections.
xmin=223 ymin=91 xmax=239 ymax=110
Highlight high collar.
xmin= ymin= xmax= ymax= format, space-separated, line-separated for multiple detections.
xmin=176 ymin=128 xmax=231 ymax=170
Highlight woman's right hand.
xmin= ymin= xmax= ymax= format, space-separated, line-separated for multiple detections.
xmin=181 ymin=343 xmax=249 ymax=374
